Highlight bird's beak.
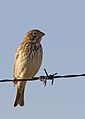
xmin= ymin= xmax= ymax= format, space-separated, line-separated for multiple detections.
xmin=41 ymin=32 xmax=45 ymax=37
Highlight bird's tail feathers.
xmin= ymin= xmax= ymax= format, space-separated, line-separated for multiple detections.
xmin=14 ymin=84 xmax=25 ymax=107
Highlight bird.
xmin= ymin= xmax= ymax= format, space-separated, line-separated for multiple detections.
xmin=13 ymin=29 xmax=45 ymax=107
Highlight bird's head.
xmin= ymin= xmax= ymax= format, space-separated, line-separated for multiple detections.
xmin=24 ymin=29 xmax=45 ymax=44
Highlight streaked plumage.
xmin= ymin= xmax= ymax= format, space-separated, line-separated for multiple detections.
xmin=13 ymin=29 xmax=45 ymax=107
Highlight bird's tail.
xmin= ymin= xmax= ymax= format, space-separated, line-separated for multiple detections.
xmin=14 ymin=82 xmax=26 ymax=107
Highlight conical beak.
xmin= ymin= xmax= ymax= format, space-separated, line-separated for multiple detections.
xmin=41 ymin=32 xmax=45 ymax=37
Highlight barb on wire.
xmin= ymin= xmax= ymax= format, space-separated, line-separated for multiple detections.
xmin=44 ymin=69 xmax=58 ymax=85
xmin=0 ymin=69 xmax=85 ymax=85
xmin=44 ymin=69 xmax=49 ymax=86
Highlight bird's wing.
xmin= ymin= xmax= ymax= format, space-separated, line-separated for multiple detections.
xmin=13 ymin=44 xmax=28 ymax=79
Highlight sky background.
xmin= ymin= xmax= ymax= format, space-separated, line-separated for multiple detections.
xmin=0 ymin=0 xmax=85 ymax=119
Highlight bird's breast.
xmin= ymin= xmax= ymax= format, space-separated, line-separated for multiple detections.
xmin=15 ymin=44 xmax=43 ymax=79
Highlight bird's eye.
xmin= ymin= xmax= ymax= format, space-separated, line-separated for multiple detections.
xmin=33 ymin=31 xmax=37 ymax=36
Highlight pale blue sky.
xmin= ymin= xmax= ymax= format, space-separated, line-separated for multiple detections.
xmin=0 ymin=0 xmax=85 ymax=119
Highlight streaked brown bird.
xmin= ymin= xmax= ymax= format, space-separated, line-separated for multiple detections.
xmin=13 ymin=29 xmax=45 ymax=107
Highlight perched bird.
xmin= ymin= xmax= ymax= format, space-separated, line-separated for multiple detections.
xmin=13 ymin=29 xmax=45 ymax=107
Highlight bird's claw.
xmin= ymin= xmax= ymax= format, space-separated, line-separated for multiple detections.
xmin=13 ymin=79 xmax=18 ymax=86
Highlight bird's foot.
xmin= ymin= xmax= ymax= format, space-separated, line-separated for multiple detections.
xmin=13 ymin=79 xmax=18 ymax=86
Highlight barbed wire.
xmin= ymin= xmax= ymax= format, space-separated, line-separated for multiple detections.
xmin=0 ymin=69 xmax=85 ymax=86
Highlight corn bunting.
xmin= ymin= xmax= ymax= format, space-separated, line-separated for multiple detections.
xmin=13 ymin=29 xmax=45 ymax=107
